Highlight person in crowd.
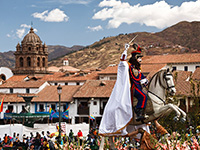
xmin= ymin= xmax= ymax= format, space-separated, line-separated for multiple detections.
xmin=3 ymin=134 xmax=8 ymax=145
xmin=28 ymin=143 xmax=34 ymax=150
xmin=69 ymin=129 xmax=74 ymax=143
xmin=33 ymin=132 xmax=41 ymax=150
xmin=77 ymin=130 xmax=83 ymax=145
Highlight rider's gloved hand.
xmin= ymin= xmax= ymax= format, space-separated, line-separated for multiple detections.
xmin=140 ymin=78 xmax=148 ymax=86
xmin=125 ymin=43 xmax=130 ymax=50
xmin=120 ymin=43 xmax=130 ymax=61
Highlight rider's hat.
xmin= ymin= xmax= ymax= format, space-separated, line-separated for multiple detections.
xmin=131 ymin=43 xmax=143 ymax=58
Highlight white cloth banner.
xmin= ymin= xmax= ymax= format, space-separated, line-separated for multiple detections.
xmin=99 ymin=61 xmax=133 ymax=136
xmin=0 ymin=123 xmax=89 ymax=141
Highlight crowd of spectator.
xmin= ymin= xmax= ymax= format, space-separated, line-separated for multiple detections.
xmin=0 ymin=124 xmax=200 ymax=150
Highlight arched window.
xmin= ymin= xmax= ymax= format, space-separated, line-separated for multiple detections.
xmin=28 ymin=47 xmax=31 ymax=51
xmin=0 ymin=74 xmax=6 ymax=81
xmin=19 ymin=57 xmax=23 ymax=67
xmin=37 ymin=57 xmax=40 ymax=67
xmin=42 ymin=58 xmax=45 ymax=67
xmin=27 ymin=57 xmax=31 ymax=67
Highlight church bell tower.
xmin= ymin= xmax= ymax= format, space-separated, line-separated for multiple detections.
xmin=14 ymin=27 xmax=48 ymax=75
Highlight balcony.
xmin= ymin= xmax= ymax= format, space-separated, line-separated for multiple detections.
xmin=78 ymin=106 xmax=89 ymax=115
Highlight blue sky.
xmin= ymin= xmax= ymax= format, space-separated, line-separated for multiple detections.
xmin=0 ymin=0 xmax=199 ymax=52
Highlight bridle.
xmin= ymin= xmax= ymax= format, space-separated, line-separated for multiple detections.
xmin=148 ymin=70 xmax=175 ymax=105
xmin=163 ymin=72 xmax=175 ymax=91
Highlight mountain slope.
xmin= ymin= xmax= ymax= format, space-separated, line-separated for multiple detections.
xmin=155 ymin=21 xmax=200 ymax=50
xmin=49 ymin=21 xmax=200 ymax=69
xmin=1 ymin=21 xmax=200 ymax=69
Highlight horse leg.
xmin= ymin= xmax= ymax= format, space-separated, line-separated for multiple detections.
xmin=158 ymin=104 xmax=181 ymax=121
xmin=99 ymin=136 xmax=104 ymax=150
xmin=173 ymin=105 xmax=187 ymax=122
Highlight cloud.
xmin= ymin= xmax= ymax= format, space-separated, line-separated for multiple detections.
xmin=88 ymin=25 xmax=103 ymax=31
xmin=20 ymin=24 xmax=31 ymax=28
xmin=92 ymin=0 xmax=200 ymax=29
xmin=16 ymin=24 xmax=36 ymax=39
xmin=7 ymin=24 xmax=37 ymax=39
xmin=6 ymin=34 xmax=11 ymax=38
xmin=16 ymin=28 xmax=26 ymax=39
xmin=32 ymin=8 xmax=69 ymax=22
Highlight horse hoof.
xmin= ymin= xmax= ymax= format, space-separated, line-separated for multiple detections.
xmin=173 ymin=116 xmax=179 ymax=122
xmin=181 ymin=118 xmax=186 ymax=123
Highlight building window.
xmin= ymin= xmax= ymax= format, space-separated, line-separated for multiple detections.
xmin=110 ymin=77 xmax=117 ymax=80
xmin=63 ymin=104 xmax=67 ymax=111
xmin=37 ymin=57 xmax=40 ymax=67
xmin=196 ymin=66 xmax=200 ymax=69
xmin=0 ymin=74 xmax=6 ymax=81
xmin=39 ymin=104 xmax=44 ymax=112
xmin=19 ymin=57 xmax=23 ymax=67
xmin=172 ymin=66 xmax=176 ymax=72
xmin=26 ymin=88 xmax=30 ymax=93
xmin=6 ymin=105 xmax=13 ymax=113
xmin=65 ymin=82 xmax=68 ymax=85
xmin=27 ymin=57 xmax=31 ymax=67
xmin=184 ymin=66 xmax=188 ymax=71
xmin=51 ymin=104 xmax=56 ymax=112
xmin=42 ymin=58 xmax=45 ymax=67
xmin=10 ymin=88 xmax=13 ymax=93
xmin=28 ymin=47 xmax=31 ymax=51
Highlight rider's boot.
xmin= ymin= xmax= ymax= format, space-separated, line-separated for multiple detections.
xmin=135 ymin=108 xmax=146 ymax=122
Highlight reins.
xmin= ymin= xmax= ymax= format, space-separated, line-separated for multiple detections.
xmin=148 ymin=70 xmax=174 ymax=105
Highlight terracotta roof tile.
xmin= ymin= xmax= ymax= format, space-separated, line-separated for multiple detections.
xmin=0 ymin=80 xmax=46 ymax=88
xmin=73 ymin=80 xmax=116 ymax=98
xmin=142 ymin=53 xmax=200 ymax=64
xmin=173 ymin=71 xmax=192 ymax=83
xmin=0 ymin=93 xmax=32 ymax=103
xmin=7 ymin=75 xmax=28 ymax=81
xmin=192 ymin=67 xmax=200 ymax=80
xmin=32 ymin=85 xmax=81 ymax=102
xmin=141 ymin=64 xmax=166 ymax=73
xmin=98 ymin=65 xmax=118 ymax=75
xmin=41 ymin=71 xmax=99 ymax=82
xmin=48 ymin=66 xmax=80 ymax=72
xmin=175 ymin=81 xmax=191 ymax=96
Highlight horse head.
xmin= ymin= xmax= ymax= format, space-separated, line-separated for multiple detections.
xmin=163 ymin=68 xmax=176 ymax=96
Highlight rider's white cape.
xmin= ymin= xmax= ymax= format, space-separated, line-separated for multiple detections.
xmin=99 ymin=61 xmax=133 ymax=136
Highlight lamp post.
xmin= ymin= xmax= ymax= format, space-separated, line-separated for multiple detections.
xmin=57 ymin=84 xmax=62 ymax=144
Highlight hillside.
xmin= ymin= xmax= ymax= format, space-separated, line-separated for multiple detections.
xmin=155 ymin=21 xmax=200 ymax=50
xmin=1 ymin=21 xmax=200 ymax=69
xmin=49 ymin=21 xmax=200 ymax=69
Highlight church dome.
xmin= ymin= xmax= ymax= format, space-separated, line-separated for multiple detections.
xmin=21 ymin=27 xmax=42 ymax=44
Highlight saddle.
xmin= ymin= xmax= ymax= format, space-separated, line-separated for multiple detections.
xmin=132 ymin=95 xmax=154 ymax=115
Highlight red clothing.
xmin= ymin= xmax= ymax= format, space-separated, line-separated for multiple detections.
xmin=77 ymin=131 xmax=83 ymax=137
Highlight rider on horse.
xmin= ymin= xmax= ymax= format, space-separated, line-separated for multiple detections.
xmin=121 ymin=43 xmax=148 ymax=122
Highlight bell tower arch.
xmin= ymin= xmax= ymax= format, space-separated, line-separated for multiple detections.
xmin=14 ymin=27 xmax=48 ymax=75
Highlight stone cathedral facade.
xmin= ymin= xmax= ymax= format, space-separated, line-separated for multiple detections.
xmin=14 ymin=27 xmax=48 ymax=75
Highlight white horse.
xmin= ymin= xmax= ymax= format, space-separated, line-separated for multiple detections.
xmin=99 ymin=68 xmax=186 ymax=149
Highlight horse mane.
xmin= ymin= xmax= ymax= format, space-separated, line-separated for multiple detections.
xmin=148 ymin=69 xmax=166 ymax=88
